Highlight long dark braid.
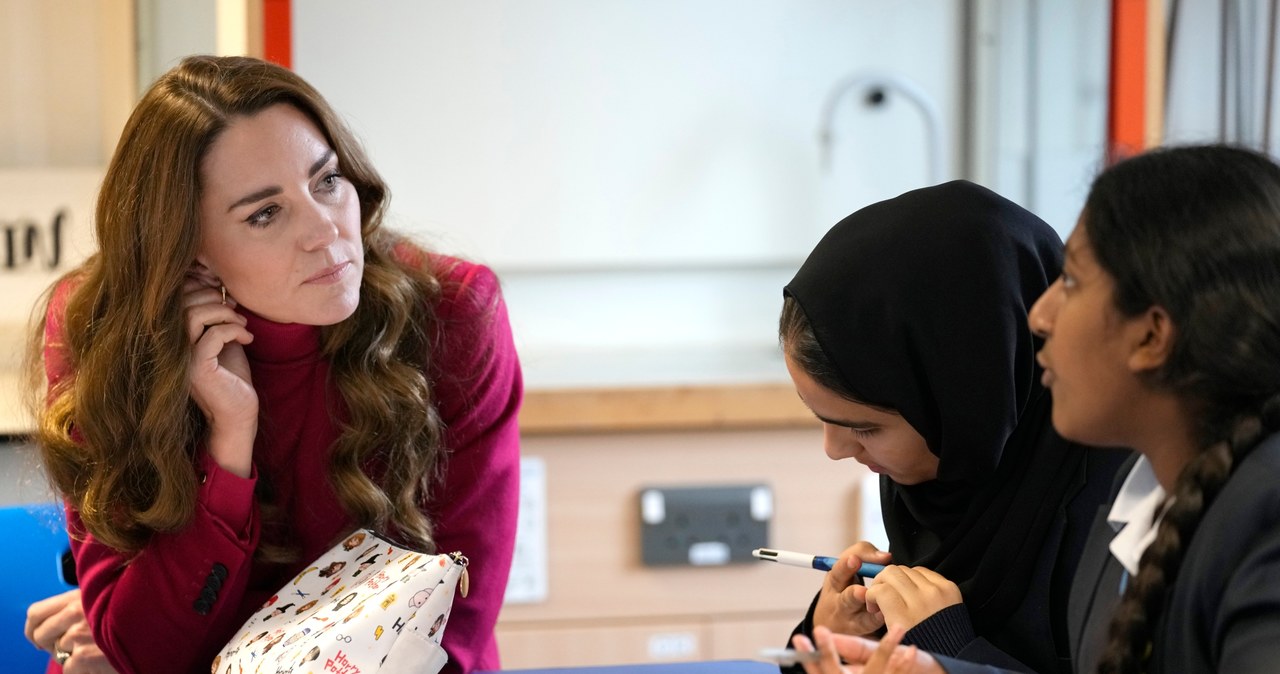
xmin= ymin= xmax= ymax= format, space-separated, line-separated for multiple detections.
xmin=1088 ymin=145 xmax=1280 ymax=673
xmin=1098 ymin=412 xmax=1275 ymax=673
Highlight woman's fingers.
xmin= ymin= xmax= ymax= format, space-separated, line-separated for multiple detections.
xmin=183 ymin=268 xmax=243 ymax=345
xmin=864 ymin=566 xmax=961 ymax=629
xmin=909 ymin=566 xmax=956 ymax=587
xmin=849 ymin=540 xmax=893 ymax=564
xmin=858 ymin=625 xmax=906 ymax=672
xmin=792 ymin=633 xmax=823 ymax=674
xmin=185 ymin=302 xmax=247 ymax=343
xmin=191 ymin=322 xmax=254 ymax=362
xmin=26 ymin=590 xmax=82 ymax=652
xmin=799 ymin=625 xmax=906 ymax=673
xmin=830 ymin=541 xmax=891 ymax=589
xmin=794 ymin=625 xmax=936 ymax=674
xmin=58 ymin=614 xmax=94 ymax=647
xmin=182 ymin=284 xmax=226 ymax=308
xmin=815 ymin=574 xmax=886 ymax=637
xmin=795 ymin=628 xmax=848 ymax=674
xmin=60 ymin=643 xmax=120 ymax=674
xmin=886 ymin=566 xmax=961 ymax=607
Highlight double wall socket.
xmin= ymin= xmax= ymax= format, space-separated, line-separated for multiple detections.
xmin=638 ymin=484 xmax=772 ymax=567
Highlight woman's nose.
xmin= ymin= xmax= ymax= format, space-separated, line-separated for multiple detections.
xmin=300 ymin=203 xmax=339 ymax=251
xmin=822 ymin=425 xmax=858 ymax=461
xmin=1028 ymin=279 xmax=1060 ymax=337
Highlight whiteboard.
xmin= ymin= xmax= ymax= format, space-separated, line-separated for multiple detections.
xmin=293 ymin=1 xmax=961 ymax=270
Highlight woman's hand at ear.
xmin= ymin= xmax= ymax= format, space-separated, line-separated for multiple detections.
xmin=863 ymin=566 xmax=962 ymax=631
xmin=184 ymin=268 xmax=257 ymax=478
xmin=813 ymin=541 xmax=894 ymax=637
xmin=793 ymin=625 xmax=945 ymax=674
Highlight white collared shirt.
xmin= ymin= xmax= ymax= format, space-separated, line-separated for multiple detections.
xmin=1107 ymin=455 xmax=1167 ymax=577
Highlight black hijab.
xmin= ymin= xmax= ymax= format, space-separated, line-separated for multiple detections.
xmin=784 ymin=180 xmax=1085 ymax=636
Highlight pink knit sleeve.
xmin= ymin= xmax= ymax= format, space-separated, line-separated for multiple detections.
xmin=42 ymin=278 xmax=76 ymax=395
xmin=426 ymin=259 xmax=523 ymax=674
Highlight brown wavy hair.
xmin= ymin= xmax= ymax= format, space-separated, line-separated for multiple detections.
xmin=25 ymin=55 xmax=447 ymax=561
xmin=1085 ymin=146 xmax=1280 ymax=673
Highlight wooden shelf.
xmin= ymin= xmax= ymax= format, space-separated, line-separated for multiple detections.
xmin=520 ymin=382 xmax=813 ymax=435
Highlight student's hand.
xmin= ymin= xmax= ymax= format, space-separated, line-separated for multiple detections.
xmin=813 ymin=541 xmax=894 ymax=637
xmin=185 ymin=266 xmax=257 ymax=478
xmin=863 ymin=565 xmax=962 ymax=631
xmin=25 ymin=589 xmax=120 ymax=673
xmin=793 ymin=625 xmax=944 ymax=674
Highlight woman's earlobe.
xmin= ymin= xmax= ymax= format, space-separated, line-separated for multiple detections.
xmin=1127 ymin=306 xmax=1176 ymax=372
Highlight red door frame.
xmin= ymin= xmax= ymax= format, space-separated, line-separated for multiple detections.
xmin=1108 ymin=0 xmax=1154 ymax=162
xmin=263 ymin=0 xmax=291 ymax=69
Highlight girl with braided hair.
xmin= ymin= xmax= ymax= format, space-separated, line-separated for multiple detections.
xmin=790 ymin=144 xmax=1280 ymax=673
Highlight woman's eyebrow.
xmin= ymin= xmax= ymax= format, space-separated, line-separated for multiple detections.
xmin=225 ymin=150 xmax=336 ymax=213
xmin=227 ymin=186 xmax=280 ymax=212
xmin=1064 ymin=239 xmax=1086 ymax=265
xmin=811 ymin=410 xmax=879 ymax=429
xmin=308 ymin=149 xmax=335 ymax=177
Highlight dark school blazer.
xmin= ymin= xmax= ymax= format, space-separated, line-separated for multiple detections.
xmin=938 ymin=433 xmax=1280 ymax=674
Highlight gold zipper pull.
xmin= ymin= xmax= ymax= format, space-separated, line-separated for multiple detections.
xmin=447 ymin=552 xmax=470 ymax=598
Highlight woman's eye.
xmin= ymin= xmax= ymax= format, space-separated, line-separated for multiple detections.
xmin=1060 ymin=272 xmax=1076 ymax=289
xmin=247 ymin=205 xmax=280 ymax=228
xmin=319 ymin=171 xmax=343 ymax=191
xmin=851 ymin=428 xmax=877 ymax=440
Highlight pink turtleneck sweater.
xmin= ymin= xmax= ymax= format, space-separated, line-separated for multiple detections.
xmin=46 ymin=256 xmax=522 ymax=674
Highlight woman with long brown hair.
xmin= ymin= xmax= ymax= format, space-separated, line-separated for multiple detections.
xmin=23 ymin=55 xmax=521 ymax=674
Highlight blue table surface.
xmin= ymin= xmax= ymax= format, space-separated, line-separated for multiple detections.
xmin=480 ymin=661 xmax=778 ymax=674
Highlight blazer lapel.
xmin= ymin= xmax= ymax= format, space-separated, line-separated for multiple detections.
xmin=1069 ymin=509 xmax=1114 ymax=659
xmin=1069 ymin=507 xmax=1126 ymax=671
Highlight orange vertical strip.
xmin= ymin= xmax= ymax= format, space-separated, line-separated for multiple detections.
xmin=263 ymin=0 xmax=291 ymax=69
xmin=1108 ymin=0 xmax=1148 ymax=162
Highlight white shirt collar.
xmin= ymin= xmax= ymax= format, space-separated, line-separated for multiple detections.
xmin=1107 ymin=456 xmax=1167 ymax=576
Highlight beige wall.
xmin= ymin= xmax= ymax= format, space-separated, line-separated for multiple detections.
xmin=0 ymin=2 xmax=136 ymax=432
xmin=497 ymin=426 xmax=868 ymax=668
xmin=0 ymin=1 xmax=135 ymax=167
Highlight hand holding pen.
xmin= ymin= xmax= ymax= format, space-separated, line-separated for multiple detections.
xmin=752 ymin=548 xmax=886 ymax=577
xmin=757 ymin=541 xmax=895 ymax=639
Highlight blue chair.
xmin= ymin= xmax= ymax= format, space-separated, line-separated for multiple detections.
xmin=1 ymin=503 xmax=74 ymax=673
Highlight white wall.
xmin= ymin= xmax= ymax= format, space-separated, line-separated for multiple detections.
xmin=1163 ymin=0 xmax=1280 ymax=149
xmin=293 ymin=1 xmax=964 ymax=378
xmin=0 ymin=2 xmax=1117 ymax=389
xmin=135 ymin=0 xmax=217 ymax=87
xmin=969 ymin=0 xmax=1110 ymax=243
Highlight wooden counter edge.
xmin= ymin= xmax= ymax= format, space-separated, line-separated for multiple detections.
xmin=2 ymin=371 xmax=817 ymax=438
xmin=519 ymin=382 xmax=815 ymax=435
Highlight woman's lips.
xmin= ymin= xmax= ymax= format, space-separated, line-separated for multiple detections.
xmin=1037 ymin=353 xmax=1055 ymax=387
xmin=857 ymin=460 xmax=885 ymax=474
xmin=305 ymin=261 xmax=350 ymax=284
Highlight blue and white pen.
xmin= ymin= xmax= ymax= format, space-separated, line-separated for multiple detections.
xmin=752 ymin=547 xmax=885 ymax=578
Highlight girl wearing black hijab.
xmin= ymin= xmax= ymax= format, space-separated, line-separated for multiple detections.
xmin=779 ymin=180 xmax=1128 ymax=673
